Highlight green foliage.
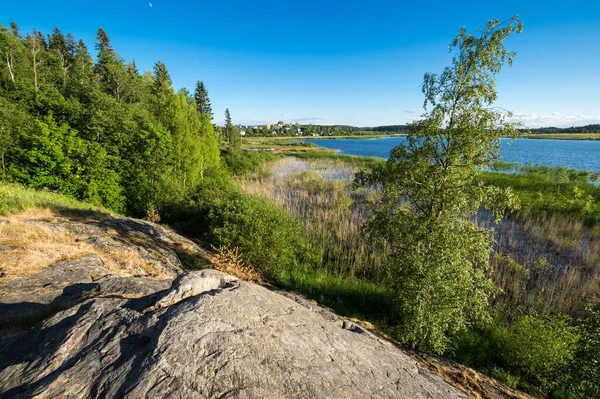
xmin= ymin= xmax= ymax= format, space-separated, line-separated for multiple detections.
xmin=0 ymin=22 xmax=221 ymax=216
xmin=482 ymin=166 xmax=600 ymax=225
xmin=0 ymin=181 xmax=112 ymax=216
xmin=223 ymin=108 xmax=241 ymax=152
xmin=194 ymin=80 xmax=213 ymax=119
xmin=356 ymin=17 xmax=523 ymax=353
xmin=567 ymin=305 xmax=600 ymax=398
xmin=207 ymin=192 xmax=312 ymax=276
xmin=222 ymin=150 xmax=275 ymax=176
xmin=496 ymin=314 xmax=578 ymax=394
xmin=449 ymin=313 xmax=580 ymax=397
xmin=163 ymin=174 xmax=314 ymax=278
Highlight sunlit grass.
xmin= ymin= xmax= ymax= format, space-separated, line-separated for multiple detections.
xmin=0 ymin=181 xmax=113 ymax=216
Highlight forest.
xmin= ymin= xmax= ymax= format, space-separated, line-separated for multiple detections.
xmin=0 ymin=22 xmax=226 ymax=217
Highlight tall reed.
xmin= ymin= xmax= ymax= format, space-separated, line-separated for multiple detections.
xmin=238 ymin=157 xmax=599 ymax=317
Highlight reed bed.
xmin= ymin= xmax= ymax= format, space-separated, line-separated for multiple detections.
xmin=237 ymin=157 xmax=599 ymax=317
xmin=235 ymin=157 xmax=387 ymax=282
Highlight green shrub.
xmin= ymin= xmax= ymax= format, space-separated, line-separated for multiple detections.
xmin=162 ymin=172 xmax=315 ymax=279
xmin=222 ymin=150 xmax=275 ymax=176
xmin=495 ymin=313 xmax=578 ymax=394
xmin=449 ymin=313 xmax=580 ymax=397
xmin=567 ymin=305 xmax=600 ymax=398
xmin=206 ymin=191 xmax=314 ymax=277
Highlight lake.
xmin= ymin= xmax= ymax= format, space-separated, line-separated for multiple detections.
xmin=303 ymin=137 xmax=600 ymax=172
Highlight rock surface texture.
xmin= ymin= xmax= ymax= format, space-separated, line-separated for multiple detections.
xmin=0 ymin=212 xmax=209 ymax=321
xmin=0 ymin=269 xmax=467 ymax=398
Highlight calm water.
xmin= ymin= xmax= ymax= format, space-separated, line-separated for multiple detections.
xmin=303 ymin=137 xmax=600 ymax=172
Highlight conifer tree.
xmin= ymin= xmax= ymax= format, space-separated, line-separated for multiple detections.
xmin=224 ymin=108 xmax=233 ymax=143
xmin=94 ymin=27 xmax=130 ymax=101
xmin=152 ymin=61 xmax=174 ymax=120
xmin=49 ymin=27 xmax=72 ymax=89
xmin=9 ymin=22 xmax=20 ymax=39
xmin=194 ymin=80 xmax=212 ymax=119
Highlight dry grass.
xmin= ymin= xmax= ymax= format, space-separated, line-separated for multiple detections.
xmin=0 ymin=210 xmax=168 ymax=281
xmin=418 ymin=354 xmax=533 ymax=399
xmin=482 ymin=211 xmax=600 ymax=316
xmin=0 ymin=218 xmax=93 ymax=279
xmin=235 ymin=157 xmax=387 ymax=282
xmin=210 ymin=245 xmax=264 ymax=283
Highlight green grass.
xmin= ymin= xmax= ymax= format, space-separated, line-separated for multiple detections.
xmin=274 ymin=264 xmax=394 ymax=323
xmin=0 ymin=181 xmax=113 ymax=216
xmin=481 ymin=168 xmax=600 ymax=225
xmin=282 ymin=150 xmax=385 ymax=169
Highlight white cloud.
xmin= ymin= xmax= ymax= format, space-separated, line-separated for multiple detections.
xmin=508 ymin=112 xmax=600 ymax=128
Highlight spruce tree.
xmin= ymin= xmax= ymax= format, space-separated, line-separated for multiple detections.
xmin=152 ymin=61 xmax=174 ymax=119
xmin=194 ymin=80 xmax=213 ymax=119
xmin=49 ymin=27 xmax=71 ymax=89
xmin=9 ymin=21 xmax=20 ymax=39
xmin=224 ymin=108 xmax=233 ymax=143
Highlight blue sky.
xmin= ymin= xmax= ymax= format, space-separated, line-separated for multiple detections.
xmin=4 ymin=0 xmax=600 ymax=127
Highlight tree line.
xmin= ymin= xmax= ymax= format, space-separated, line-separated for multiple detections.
xmin=0 ymin=22 xmax=233 ymax=216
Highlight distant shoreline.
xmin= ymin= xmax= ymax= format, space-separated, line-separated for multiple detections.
xmin=246 ymin=132 xmax=600 ymax=141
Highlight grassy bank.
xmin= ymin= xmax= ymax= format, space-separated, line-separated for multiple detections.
xmin=0 ymin=182 xmax=114 ymax=217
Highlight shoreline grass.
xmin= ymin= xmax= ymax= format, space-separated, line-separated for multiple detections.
xmin=522 ymin=133 xmax=600 ymax=140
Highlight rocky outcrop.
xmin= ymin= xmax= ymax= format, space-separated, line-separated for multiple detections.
xmin=0 ymin=269 xmax=466 ymax=398
xmin=0 ymin=254 xmax=110 ymax=319
xmin=0 ymin=211 xmax=209 ymax=321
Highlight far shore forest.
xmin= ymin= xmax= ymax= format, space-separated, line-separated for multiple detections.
xmin=0 ymin=19 xmax=599 ymax=399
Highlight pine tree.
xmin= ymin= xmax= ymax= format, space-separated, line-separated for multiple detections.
xmin=67 ymin=39 xmax=95 ymax=100
xmin=95 ymin=27 xmax=113 ymax=55
xmin=94 ymin=27 xmax=131 ymax=101
xmin=152 ymin=61 xmax=174 ymax=120
xmin=194 ymin=80 xmax=212 ymax=119
xmin=224 ymin=108 xmax=233 ymax=143
xmin=9 ymin=21 xmax=20 ymax=39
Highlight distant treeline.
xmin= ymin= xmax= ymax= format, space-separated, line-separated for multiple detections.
xmin=244 ymin=123 xmax=411 ymax=137
xmin=523 ymin=124 xmax=600 ymax=134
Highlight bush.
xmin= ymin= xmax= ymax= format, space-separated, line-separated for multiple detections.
xmin=222 ymin=150 xmax=275 ymax=176
xmin=206 ymin=191 xmax=314 ymax=277
xmin=449 ymin=313 xmax=580 ymax=397
xmin=162 ymin=171 xmax=315 ymax=279
xmin=567 ymin=305 xmax=600 ymax=398
xmin=495 ymin=314 xmax=579 ymax=394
